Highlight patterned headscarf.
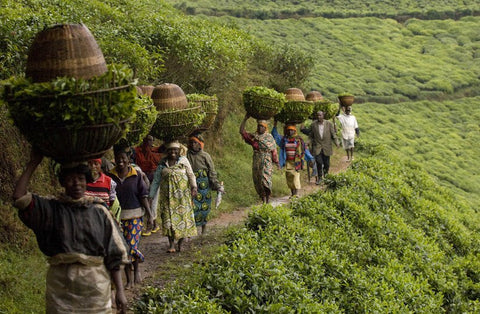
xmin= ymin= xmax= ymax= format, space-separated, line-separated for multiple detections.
xmin=257 ymin=119 xmax=269 ymax=132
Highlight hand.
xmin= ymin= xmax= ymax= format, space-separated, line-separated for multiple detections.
xmin=191 ymin=187 xmax=198 ymax=198
xmin=29 ymin=147 xmax=44 ymax=165
xmin=308 ymin=160 xmax=314 ymax=168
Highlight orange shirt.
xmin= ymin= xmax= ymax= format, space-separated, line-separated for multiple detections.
xmin=134 ymin=146 xmax=161 ymax=173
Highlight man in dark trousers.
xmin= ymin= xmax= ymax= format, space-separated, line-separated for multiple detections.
xmin=301 ymin=111 xmax=339 ymax=185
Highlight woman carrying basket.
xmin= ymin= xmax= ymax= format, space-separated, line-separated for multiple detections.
xmin=239 ymin=113 xmax=279 ymax=204
xmin=149 ymin=140 xmax=198 ymax=253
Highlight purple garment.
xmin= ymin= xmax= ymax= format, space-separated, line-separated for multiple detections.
xmin=108 ymin=166 xmax=149 ymax=211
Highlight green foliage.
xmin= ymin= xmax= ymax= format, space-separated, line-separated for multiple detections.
xmin=242 ymin=86 xmax=286 ymax=119
xmin=125 ymin=96 xmax=157 ymax=146
xmin=187 ymin=93 xmax=219 ymax=131
xmin=353 ymin=96 xmax=480 ymax=209
xmin=171 ymin=0 xmax=479 ymax=20
xmin=150 ymin=105 xmax=205 ymax=141
xmin=274 ymin=100 xmax=314 ymax=124
xmin=2 ymin=64 xmax=140 ymax=127
xmin=311 ymin=99 xmax=338 ymax=120
xmin=211 ymin=16 xmax=480 ymax=101
xmin=135 ymin=151 xmax=480 ymax=312
xmin=0 ymin=245 xmax=46 ymax=313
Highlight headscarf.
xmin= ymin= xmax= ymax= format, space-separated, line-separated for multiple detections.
xmin=89 ymin=158 xmax=102 ymax=165
xmin=257 ymin=119 xmax=269 ymax=132
xmin=189 ymin=134 xmax=204 ymax=150
xmin=166 ymin=140 xmax=181 ymax=149
xmin=285 ymin=125 xmax=297 ymax=132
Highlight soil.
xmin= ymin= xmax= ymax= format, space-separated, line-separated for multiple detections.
xmin=122 ymin=154 xmax=351 ymax=312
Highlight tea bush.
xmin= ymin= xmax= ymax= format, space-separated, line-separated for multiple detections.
xmin=136 ymin=146 xmax=480 ymax=312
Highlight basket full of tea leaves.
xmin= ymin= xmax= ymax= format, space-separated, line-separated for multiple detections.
xmin=1 ymin=64 xmax=140 ymax=162
xmin=187 ymin=93 xmax=218 ymax=132
xmin=243 ymin=86 xmax=285 ymax=120
xmin=275 ymin=100 xmax=314 ymax=124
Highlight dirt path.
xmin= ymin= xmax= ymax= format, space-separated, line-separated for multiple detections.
xmin=123 ymin=154 xmax=351 ymax=312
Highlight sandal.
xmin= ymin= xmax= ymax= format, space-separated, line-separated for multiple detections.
xmin=151 ymin=226 xmax=160 ymax=233
xmin=166 ymin=248 xmax=176 ymax=253
xmin=142 ymin=230 xmax=152 ymax=237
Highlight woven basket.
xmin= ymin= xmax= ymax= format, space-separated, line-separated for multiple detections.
xmin=25 ymin=24 xmax=107 ymax=83
xmin=285 ymin=88 xmax=305 ymax=101
xmin=21 ymin=119 xmax=130 ymax=162
xmin=338 ymin=95 xmax=355 ymax=106
xmin=275 ymin=100 xmax=314 ymax=124
xmin=138 ymin=85 xmax=154 ymax=97
xmin=306 ymin=91 xmax=324 ymax=102
xmin=151 ymin=83 xmax=188 ymax=111
xmin=150 ymin=106 xmax=203 ymax=141
xmin=311 ymin=100 xmax=338 ymax=120
xmin=243 ymin=93 xmax=285 ymax=120
xmin=188 ymin=96 xmax=218 ymax=132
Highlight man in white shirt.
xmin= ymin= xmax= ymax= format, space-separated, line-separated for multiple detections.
xmin=336 ymin=106 xmax=360 ymax=162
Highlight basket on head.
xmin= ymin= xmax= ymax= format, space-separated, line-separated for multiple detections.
xmin=23 ymin=119 xmax=130 ymax=162
xmin=242 ymin=86 xmax=286 ymax=120
xmin=306 ymin=91 xmax=324 ymax=102
xmin=138 ymin=85 xmax=154 ymax=97
xmin=275 ymin=100 xmax=314 ymax=124
xmin=285 ymin=88 xmax=305 ymax=101
xmin=311 ymin=99 xmax=338 ymax=120
xmin=338 ymin=95 xmax=355 ymax=107
xmin=151 ymin=83 xmax=188 ymax=111
xmin=25 ymin=24 xmax=107 ymax=83
xmin=187 ymin=94 xmax=219 ymax=132
xmin=150 ymin=105 xmax=204 ymax=142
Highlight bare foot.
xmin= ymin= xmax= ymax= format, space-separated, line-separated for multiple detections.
xmin=134 ymin=270 xmax=142 ymax=285
xmin=125 ymin=282 xmax=133 ymax=290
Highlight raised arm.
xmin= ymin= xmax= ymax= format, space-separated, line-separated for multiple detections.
xmin=239 ymin=113 xmax=250 ymax=134
xmin=13 ymin=148 xmax=43 ymax=200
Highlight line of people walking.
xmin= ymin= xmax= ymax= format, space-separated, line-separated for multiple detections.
xmin=240 ymin=103 xmax=360 ymax=203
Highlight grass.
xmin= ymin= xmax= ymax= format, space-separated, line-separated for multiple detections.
xmin=0 ymin=241 xmax=46 ymax=313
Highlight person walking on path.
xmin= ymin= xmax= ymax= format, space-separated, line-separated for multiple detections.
xmin=272 ymin=121 xmax=314 ymax=197
xmin=239 ymin=113 xmax=279 ymax=204
xmin=108 ymin=143 xmax=153 ymax=290
xmin=134 ymin=135 xmax=163 ymax=235
xmin=85 ymin=158 xmax=121 ymax=222
xmin=187 ymin=133 xmax=224 ymax=234
xmin=301 ymin=111 xmax=339 ymax=184
xmin=149 ymin=140 xmax=198 ymax=253
xmin=13 ymin=149 xmax=130 ymax=313
xmin=336 ymin=106 xmax=360 ymax=162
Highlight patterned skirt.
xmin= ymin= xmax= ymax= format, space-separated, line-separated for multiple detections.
xmin=121 ymin=217 xmax=144 ymax=262
xmin=193 ymin=169 xmax=212 ymax=226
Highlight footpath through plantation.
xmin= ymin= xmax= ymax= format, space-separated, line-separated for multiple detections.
xmin=124 ymin=154 xmax=350 ymax=311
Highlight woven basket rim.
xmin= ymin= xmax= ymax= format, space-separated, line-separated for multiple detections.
xmin=37 ymin=118 xmax=131 ymax=130
xmin=7 ymin=84 xmax=132 ymax=102
xmin=157 ymin=105 xmax=201 ymax=115
xmin=187 ymin=97 xmax=218 ymax=101
xmin=244 ymin=92 xmax=284 ymax=101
